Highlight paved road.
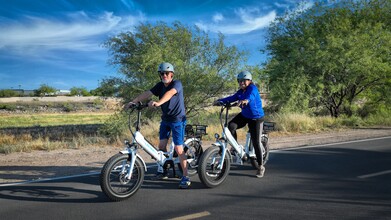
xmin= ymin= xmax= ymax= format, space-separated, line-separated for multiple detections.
xmin=1 ymin=137 xmax=390 ymax=220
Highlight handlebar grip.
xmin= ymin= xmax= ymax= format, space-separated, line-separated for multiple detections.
xmin=213 ymin=101 xmax=238 ymax=107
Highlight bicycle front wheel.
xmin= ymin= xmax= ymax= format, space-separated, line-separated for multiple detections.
xmin=198 ymin=146 xmax=230 ymax=188
xmin=100 ymin=154 xmax=145 ymax=202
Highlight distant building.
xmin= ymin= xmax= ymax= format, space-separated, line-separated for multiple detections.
xmin=7 ymin=89 xmax=35 ymax=96
xmin=56 ymin=90 xmax=71 ymax=96
xmin=23 ymin=90 xmax=35 ymax=96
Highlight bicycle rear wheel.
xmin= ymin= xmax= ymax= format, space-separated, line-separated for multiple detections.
xmin=100 ymin=154 xmax=145 ymax=201
xmin=179 ymin=139 xmax=203 ymax=177
xmin=250 ymin=138 xmax=270 ymax=169
xmin=198 ymin=146 xmax=230 ymax=188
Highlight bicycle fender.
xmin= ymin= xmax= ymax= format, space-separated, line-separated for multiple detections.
xmin=136 ymin=154 xmax=147 ymax=172
xmin=211 ymin=142 xmax=233 ymax=163
xmin=119 ymin=150 xmax=147 ymax=172
xmin=184 ymin=137 xmax=199 ymax=144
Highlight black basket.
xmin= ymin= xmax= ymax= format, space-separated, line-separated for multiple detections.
xmin=185 ymin=124 xmax=207 ymax=138
xmin=263 ymin=121 xmax=275 ymax=133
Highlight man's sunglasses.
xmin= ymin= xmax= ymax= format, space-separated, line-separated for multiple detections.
xmin=159 ymin=71 xmax=171 ymax=76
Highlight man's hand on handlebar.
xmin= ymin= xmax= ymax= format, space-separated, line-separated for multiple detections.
xmin=148 ymin=101 xmax=160 ymax=108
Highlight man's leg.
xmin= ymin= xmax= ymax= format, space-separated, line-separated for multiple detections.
xmin=158 ymin=139 xmax=168 ymax=152
xmin=177 ymin=144 xmax=190 ymax=189
xmin=175 ymin=145 xmax=187 ymax=176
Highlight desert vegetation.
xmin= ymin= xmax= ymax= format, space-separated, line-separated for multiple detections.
xmin=1 ymin=0 xmax=389 ymax=154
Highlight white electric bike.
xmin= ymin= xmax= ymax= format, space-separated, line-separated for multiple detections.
xmin=198 ymin=101 xmax=274 ymax=188
xmin=100 ymin=102 xmax=206 ymax=201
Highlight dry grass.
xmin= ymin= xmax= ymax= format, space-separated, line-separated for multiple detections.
xmin=0 ymin=112 xmax=114 ymax=128
xmin=0 ymin=133 xmax=119 ymax=154
xmin=2 ymin=105 xmax=389 ymax=154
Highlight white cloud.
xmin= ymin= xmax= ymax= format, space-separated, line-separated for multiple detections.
xmin=212 ymin=13 xmax=224 ymax=23
xmin=274 ymin=2 xmax=290 ymax=9
xmin=196 ymin=8 xmax=276 ymax=35
xmin=0 ymin=11 xmax=145 ymax=56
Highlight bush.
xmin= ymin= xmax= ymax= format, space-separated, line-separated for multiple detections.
xmin=0 ymin=104 xmax=16 ymax=111
xmin=0 ymin=89 xmax=19 ymax=97
xmin=364 ymin=107 xmax=391 ymax=126
xmin=63 ymin=102 xmax=75 ymax=112
xmin=337 ymin=115 xmax=365 ymax=127
xmin=98 ymin=111 xmax=128 ymax=139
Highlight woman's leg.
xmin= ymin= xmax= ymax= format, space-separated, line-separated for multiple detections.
xmin=228 ymin=113 xmax=247 ymax=140
xmin=248 ymin=118 xmax=264 ymax=166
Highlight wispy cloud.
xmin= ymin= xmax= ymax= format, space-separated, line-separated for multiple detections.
xmin=195 ymin=7 xmax=276 ymax=34
xmin=212 ymin=13 xmax=224 ymax=23
xmin=0 ymin=11 xmax=145 ymax=56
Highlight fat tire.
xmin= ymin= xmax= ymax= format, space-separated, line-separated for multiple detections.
xmin=100 ymin=154 xmax=145 ymax=202
xmin=198 ymin=146 xmax=230 ymax=188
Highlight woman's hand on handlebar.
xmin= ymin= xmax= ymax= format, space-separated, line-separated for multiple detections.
xmin=213 ymin=100 xmax=224 ymax=106
xmin=124 ymin=101 xmax=136 ymax=110
xmin=238 ymin=99 xmax=249 ymax=107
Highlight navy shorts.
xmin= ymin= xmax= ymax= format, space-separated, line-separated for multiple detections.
xmin=159 ymin=120 xmax=186 ymax=145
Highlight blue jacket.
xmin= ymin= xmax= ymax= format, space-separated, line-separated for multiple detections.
xmin=219 ymin=83 xmax=264 ymax=119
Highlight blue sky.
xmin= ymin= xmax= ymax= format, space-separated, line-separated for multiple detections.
xmin=0 ymin=0 xmax=313 ymax=90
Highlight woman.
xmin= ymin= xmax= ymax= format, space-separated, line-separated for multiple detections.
xmin=214 ymin=70 xmax=266 ymax=178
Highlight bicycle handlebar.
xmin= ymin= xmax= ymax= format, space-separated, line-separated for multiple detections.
xmin=213 ymin=101 xmax=238 ymax=108
xmin=126 ymin=101 xmax=149 ymax=111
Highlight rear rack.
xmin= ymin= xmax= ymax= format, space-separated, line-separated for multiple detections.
xmin=185 ymin=124 xmax=208 ymax=139
xmin=263 ymin=121 xmax=275 ymax=134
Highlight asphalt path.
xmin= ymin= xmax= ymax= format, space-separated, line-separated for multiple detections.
xmin=1 ymin=137 xmax=390 ymax=220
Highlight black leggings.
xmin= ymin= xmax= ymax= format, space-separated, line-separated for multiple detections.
xmin=228 ymin=113 xmax=264 ymax=165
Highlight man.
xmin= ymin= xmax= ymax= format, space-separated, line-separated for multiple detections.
xmin=125 ymin=62 xmax=190 ymax=188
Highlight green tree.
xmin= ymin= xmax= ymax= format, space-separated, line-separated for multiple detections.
xmin=265 ymin=0 xmax=391 ymax=117
xmin=34 ymin=84 xmax=56 ymax=97
xmin=104 ymin=21 xmax=247 ymax=117
xmin=91 ymin=77 xmax=120 ymax=97
xmin=0 ymin=89 xmax=19 ymax=97
xmin=70 ymin=87 xmax=91 ymax=96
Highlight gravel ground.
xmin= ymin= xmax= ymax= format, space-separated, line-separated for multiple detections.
xmin=1 ymin=128 xmax=390 ymax=184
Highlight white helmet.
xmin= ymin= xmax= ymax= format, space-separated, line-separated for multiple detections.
xmin=158 ymin=62 xmax=175 ymax=73
xmin=237 ymin=71 xmax=252 ymax=81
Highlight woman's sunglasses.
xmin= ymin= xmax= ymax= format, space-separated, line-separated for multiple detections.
xmin=237 ymin=79 xmax=248 ymax=83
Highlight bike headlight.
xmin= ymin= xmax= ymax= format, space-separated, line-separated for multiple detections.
xmin=214 ymin=133 xmax=220 ymax=139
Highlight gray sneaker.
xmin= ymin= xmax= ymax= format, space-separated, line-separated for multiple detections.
xmin=256 ymin=165 xmax=265 ymax=178
xmin=155 ymin=171 xmax=169 ymax=180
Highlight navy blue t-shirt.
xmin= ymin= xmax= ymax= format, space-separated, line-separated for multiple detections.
xmin=150 ymin=80 xmax=186 ymax=122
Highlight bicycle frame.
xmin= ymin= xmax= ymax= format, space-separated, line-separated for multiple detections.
xmin=100 ymin=102 xmax=205 ymax=201
xmin=119 ymin=103 xmax=201 ymax=180
xmin=213 ymin=101 xmax=268 ymax=169
xmin=197 ymin=101 xmax=272 ymax=188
